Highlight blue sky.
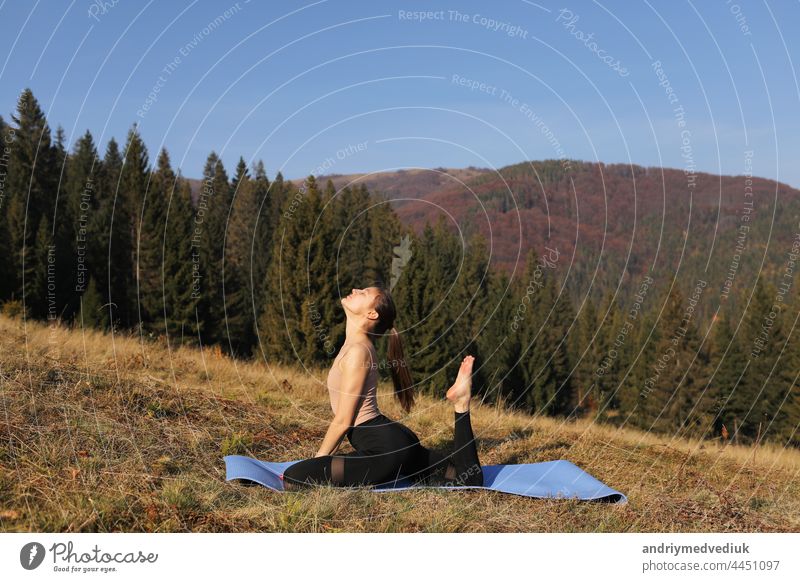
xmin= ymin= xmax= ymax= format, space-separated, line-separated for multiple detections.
xmin=1 ymin=0 xmax=798 ymax=186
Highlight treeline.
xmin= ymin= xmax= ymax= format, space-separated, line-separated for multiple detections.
xmin=0 ymin=89 xmax=400 ymax=359
xmin=1 ymin=88 xmax=798 ymax=449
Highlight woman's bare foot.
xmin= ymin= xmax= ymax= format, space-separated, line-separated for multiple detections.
xmin=446 ymin=355 xmax=475 ymax=413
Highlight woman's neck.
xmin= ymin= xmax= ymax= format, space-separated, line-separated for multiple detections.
xmin=344 ymin=318 xmax=371 ymax=346
xmin=344 ymin=333 xmax=370 ymax=346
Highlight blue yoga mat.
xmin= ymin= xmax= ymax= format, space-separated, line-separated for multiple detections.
xmin=224 ymin=455 xmax=628 ymax=504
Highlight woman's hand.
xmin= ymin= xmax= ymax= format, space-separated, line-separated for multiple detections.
xmin=315 ymin=419 xmax=350 ymax=457
xmin=315 ymin=440 xmax=340 ymax=457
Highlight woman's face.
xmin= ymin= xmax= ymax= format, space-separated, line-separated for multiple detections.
xmin=342 ymin=286 xmax=380 ymax=317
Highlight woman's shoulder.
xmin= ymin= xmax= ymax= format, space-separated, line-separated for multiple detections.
xmin=339 ymin=340 xmax=376 ymax=355
xmin=335 ymin=341 xmax=376 ymax=369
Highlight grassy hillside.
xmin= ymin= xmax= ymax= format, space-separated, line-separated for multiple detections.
xmin=0 ymin=312 xmax=798 ymax=532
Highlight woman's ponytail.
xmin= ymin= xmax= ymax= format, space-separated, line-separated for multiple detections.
xmin=387 ymin=326 xmax=414 ymax=413
xmin=370 ymin=284 xmax=415 ymax=413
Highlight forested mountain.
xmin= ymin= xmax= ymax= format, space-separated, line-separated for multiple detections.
xmin=308 ymin=160 xmax=800 ymax=322
xmin=2 ymin=88 xmax=798 ymax=450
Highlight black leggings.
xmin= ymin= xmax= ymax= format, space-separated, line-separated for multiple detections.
xmin=281 ymin=411 xmax=483 ymax=489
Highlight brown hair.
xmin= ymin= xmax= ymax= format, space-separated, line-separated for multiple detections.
xmin=367 ymin=285 xmax=415 ymax=413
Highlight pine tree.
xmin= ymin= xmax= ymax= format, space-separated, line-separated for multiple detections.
xmin=415 ymin=217 xmax=464 ymax=393
xmin=749 ymin=282 xmax=797 ymax=445
xmin=252 ymin=162 xmax=277 ymax=267
xmin=66 ymin=130 xmax=101 ymax=323
xmin=231 ymin=156 xmax=248 ymax=193
xmin=398 ymin=228 xmax=496 ymax=401
xmin=635 ymin=288 xmax=678 ymax=432
xmin=635 ymin=285 xmax=708 ymax=436
xmin=391 ymin=226 xmax=428 ymax=383
xmin=225 ymin=157 xmax=258 ymax=357
xmin=390 ymin=221 xmax=454 ymax=395
xmin=572 ymin=295 xmax=600 ymax=416
xmin=707 ymin=311 xmax=744 ymax=441
xmin=138 ymin=148 xmax=174 ymax=335
xmin=475 ymin=268 xmax=524 ymax=409
xmin=249 ymin=161 xmax=277 ymax=351
xmin=674 ymin=298 xmax=714 ymax=440
xmin=529 ymin=273 xmax=563 ymax=415
xmin=732 ymin=278 xmax=776 ymax=442
xmin=626 ymin=307 xmax=660 ymax=431
xmin=119 ymin=125 xmax=150 ymax=330
xmin=450 ymin=231 xmax=494 ymax=397
xmin=515 ymin=248 xmax=557 ymax=414
xmin=297 ymin=176 xmax=341 ymax=364
xmin=6 ymin=89 xmax=57 ymax=310
xmin=589 ymin=291 xmax=619 ymax=417
xmin=548 ymin=273 xmax=577 ymax=416
xmin=333 ymin=182 xmax=372 ymax=294
xmin=98 ymin=138 xmax=128 ymax=331
xmin=774 ymin=312 xmax=800 ymax=448
xmin=0 ymin=115 xmax=12 ymax=301
xmin=259 ymin=175 xmax=319 ymax=364
xmin=51 ymin=125 xmax=75 ymax=320
xmin=773 ymin=300 xmax=800 ymax=447
xmin=194 ymin=152 xmax=232 ymax=348
xmin=163 ymin=175 xmax=200 ymax=345
xmin=361 ymin=183 xmax=405 ymax=288
xmin=80 ymin=276 xmax=108 ymax=329
xmin=600 ymin=293 xmax=630 ymax=417
xmin=29 ymin=215 xmax=53 ymax=320
xmin=261 ymin=168 xmax=285 ymax=253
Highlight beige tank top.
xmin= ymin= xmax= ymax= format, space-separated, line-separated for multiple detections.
xmin=327 ymin=342 xmax=381 ymax=426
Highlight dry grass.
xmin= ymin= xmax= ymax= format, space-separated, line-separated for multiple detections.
xmin=1 ymin=313 xmax=798 ymax=532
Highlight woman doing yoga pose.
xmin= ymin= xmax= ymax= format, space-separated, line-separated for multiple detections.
xmin=280 ymin=285 xmax=484 ymax=490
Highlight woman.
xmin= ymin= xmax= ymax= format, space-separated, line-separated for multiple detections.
xmin=280 ymin=284 xmax=484 ymax=490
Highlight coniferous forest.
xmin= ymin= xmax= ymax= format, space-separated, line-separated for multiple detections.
xmin=2 ymin=88 xmax=798 ymax=451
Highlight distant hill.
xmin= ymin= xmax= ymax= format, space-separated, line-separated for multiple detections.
xmin=186 ymin=166 xmax=491 ymax=209
xmin=286 ymin=166 xmax=492 ymax=206
xmin=189 ymin=159 xmax=800 ymax=318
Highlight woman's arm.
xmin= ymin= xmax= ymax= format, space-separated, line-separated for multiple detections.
xmin=314 ymin=344 xmax=371 ymax=457
xmin=314 ymin=421 xmax=348 ymax=457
